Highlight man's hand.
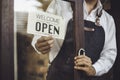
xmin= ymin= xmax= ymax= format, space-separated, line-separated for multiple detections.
xmin=74 ymin=55 xmax=96 ymax=76
xmin=35 ymin=36 xmax=54 ymax=54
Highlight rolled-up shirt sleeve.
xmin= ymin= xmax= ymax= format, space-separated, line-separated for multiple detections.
xmin=92 ymin=16 xmax=117 ymax=76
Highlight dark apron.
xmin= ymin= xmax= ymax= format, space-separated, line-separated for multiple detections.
xmin=46 ymin=20 xmax=112 ymax=80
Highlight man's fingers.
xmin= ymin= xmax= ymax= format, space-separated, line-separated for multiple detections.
xmin=41 ymin=49 xmax=51 ymax=54
xmin=44 ymin=36 xmax=53 ymax=40
xmin=75 ymin=58 xmax=92 ymax=65
xmin=75 ymin=58 xmax=91 ymax=63
xmin=48 ymin=40 xmax=54 ymax=44
xmin=39 ymin=45 xmax=51 ymax=51
xmin=75 ymin=60 xmax=91 ymax=67
xmin=35 ymin=41 xmax=48 ymax=48
xmin=36 ymin=40 xmax=54 ymax=48
xmin=74 ymin=55 xmax=92 ymax=65
xmin=37 ymin=36 xmax=53 ymax=43
xmin=41 ymin=39 xmax=54 ymax=47
xmin=35 ymin=36 xmax=54 ymax=54
xmin=74 ymin=55 xmax=92 ymax=67
xmin=75 ymin=55 xmax=91 ymax=61
xmin=39 ymin=43 xmax=54 ymax=51
xmin=37 ymin=36 xmax=45 ymax=43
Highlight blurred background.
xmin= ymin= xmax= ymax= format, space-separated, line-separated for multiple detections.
xmin=14 ymin=0 xmax=52 ymax=80
xmin=14 ymin=0 xmax=120 ymax=80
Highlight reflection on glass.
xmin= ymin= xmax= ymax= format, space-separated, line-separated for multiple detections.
xmin=14 ymin=0 xmax=51 ymax=80
xmin=14 ymin=0 xmax=111 ymax=80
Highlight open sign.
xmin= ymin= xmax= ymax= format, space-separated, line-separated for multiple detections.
xmin=27 ymin=11 xmax=66 ymax=39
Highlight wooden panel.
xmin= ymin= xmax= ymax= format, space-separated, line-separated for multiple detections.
xmin=110 ymin=1 xmax=120 ymax=79
xmin=0 ymin=0 xmax=14 ymax=80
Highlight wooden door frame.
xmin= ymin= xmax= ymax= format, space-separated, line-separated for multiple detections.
xmin=0 ymin=0 xmax=14 ymax=80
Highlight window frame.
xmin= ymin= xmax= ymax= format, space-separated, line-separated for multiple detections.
xmin=0 ymin=0 xmax=14 ymax=80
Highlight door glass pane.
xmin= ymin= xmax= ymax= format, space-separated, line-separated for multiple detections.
xmin=14 ymin=0 xmax=51 ymax=80
xmin=14 ymin=0 xmax=111 ymax=80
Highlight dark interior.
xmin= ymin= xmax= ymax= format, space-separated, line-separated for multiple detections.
xmin=109 ymin=0 xmax=120 ymax=80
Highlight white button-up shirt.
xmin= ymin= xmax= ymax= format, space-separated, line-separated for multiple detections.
xmin=32 ymin=0 xmax=117 ymax=76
